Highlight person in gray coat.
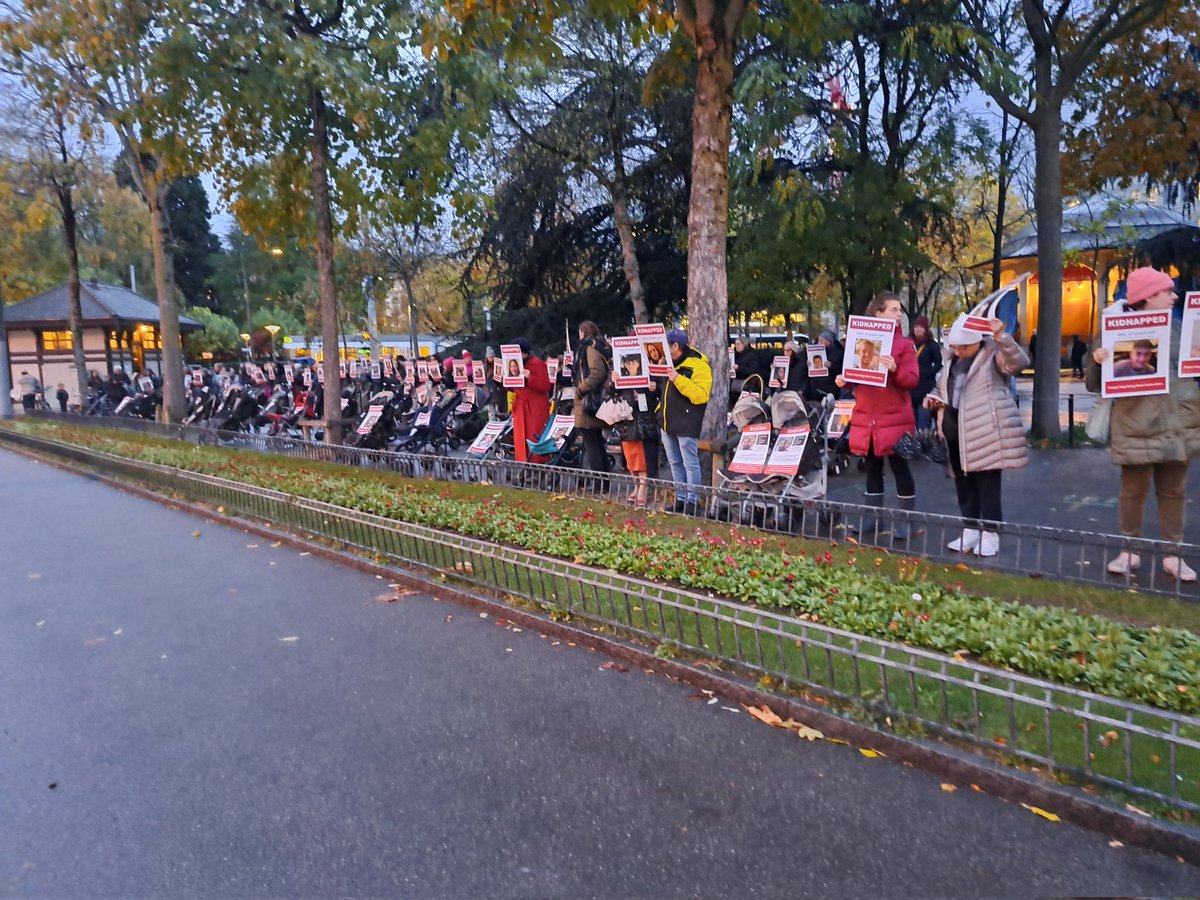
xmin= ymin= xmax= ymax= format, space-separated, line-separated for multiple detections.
xmin=925 ymin=314 xmax=1028 ymax=558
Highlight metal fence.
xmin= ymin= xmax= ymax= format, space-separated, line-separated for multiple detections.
xmin=24 ymin=410 xmax=1200 ymax=602
xmin=5 ymin=426 xmax=1197 ymax=814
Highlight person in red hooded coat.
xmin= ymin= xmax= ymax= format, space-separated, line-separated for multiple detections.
xmin=836 ymin=292 xmax=919 ymax=538
xmin=511 ymin=337 xmax=552 ymax=463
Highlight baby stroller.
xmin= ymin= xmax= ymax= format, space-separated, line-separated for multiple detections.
xmin=711 ymin=392 xmax=835 ymax=530
xmin=448 ymin=384 xmax=490 ymax=445
xmin=396 ymin=385 xmax=456 ymax=453
xmin=527 ymin=412 xmax=583 ymax=467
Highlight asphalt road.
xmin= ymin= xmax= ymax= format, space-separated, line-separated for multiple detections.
xmin=1 ymin=448 xmax=1197 ymax=898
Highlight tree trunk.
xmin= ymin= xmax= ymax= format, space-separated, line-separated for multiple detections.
xmin=610 ymin=181 xmax=649 ymax=325
xmin=59 ymin=186 xmax=89 ymax=405
xmin=686 ymin=8 xmax=741 ymax=443
xmin=309 ymin=85 xmax=342 ymax=443
xmin=403 ymin=271 xmax=419 ymax=360
xmin=1029 ymin=104 xmax=1064 ymax=439
xmin=0 ymin=284 xmax=13 ymax=419
xmin=148 ymin=182 xmax=186 ymax=422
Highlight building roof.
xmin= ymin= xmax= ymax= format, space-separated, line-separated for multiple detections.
xmin=3 ymin=281 xmax=204 ymax=331
xmin=999 ymin=197 xmax=1199 ymax=260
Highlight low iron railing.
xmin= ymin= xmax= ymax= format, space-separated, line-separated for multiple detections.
xmin=22 ymin=410 xmax=1200 ymax=601
xmin=3 ymin=425 xmax=1198 ymax=815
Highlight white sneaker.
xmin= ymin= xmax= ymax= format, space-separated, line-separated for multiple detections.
xmin=948 ymin=529 xmax=980 ymax=553
xmin=976 ymin=531 xmax=999 ymax=557
xmin=1106 ymin=552 xmax=1141 ymax=575
xmin=1163 ymin=556 xmax=1197 ymax=582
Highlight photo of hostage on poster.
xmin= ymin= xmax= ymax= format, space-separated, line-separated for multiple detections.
xmin=768 ymin=354 xmax=790 ymax=389
xmin=1099 ymin=310 xmax=1171 ymax=398
xmin=728 ymin=423 xmax=773 ymax=474
xmin=612 ymin=336 xmax=651 ymax=389
xmin=1178 ymin=292 xmax=1200 ymax=376
xmin=501 ymin=344 xmax=525 ymax=388
xmin=806 ymin=344 xmax=828 ymax=377
xmin=633 ymin=323 xmax=673 ymax=377
xmin=843 ymin=315 xmax=895 ymax=387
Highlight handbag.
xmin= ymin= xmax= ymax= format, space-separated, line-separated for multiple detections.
xmin=892 ymin=431 xmax=923 ymax=461
xmin=583 ymin=388 xmax=606 ymax=417
xmin=1085 ymin=397 xmax=1112 ymax=444
xmin=595 ymin=396 xmax=634 ymax=426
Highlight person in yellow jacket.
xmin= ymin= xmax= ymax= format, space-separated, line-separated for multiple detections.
xmin=659 ymin=329 xmax=711 ymax=513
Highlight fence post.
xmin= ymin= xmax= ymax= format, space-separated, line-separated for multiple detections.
xmin=1068 ymin=394 xmax=1075 ymax=448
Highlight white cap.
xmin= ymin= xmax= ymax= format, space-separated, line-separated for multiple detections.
xmin=947 ymin=314 xmax=985 ymax=347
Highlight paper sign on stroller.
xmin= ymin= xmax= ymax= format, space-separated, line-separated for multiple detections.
xmin=1101 ymin=310 xmax=1170 ymax=398
xmin=357 ymin=405 xmax=384 ymax=435
xmin=456 ymin=384 xmax=477 ymax=413
xmin=729 ymin=423 xmax=773 ymax=474
xmin=764 ymin=424 xmax=811 ymax=476
xmin=844 ymin=316 xmax=894 ymax=387
xmin=1179 ymin=292 xmax=1200 ymax=376
xmin=414 ymin=408 xmax=432 ymax=427
xmin=547 ymin=414 xmax=574 ymax=448
xmin=828 ymin=399 xmax=854 ymax=438
xmin=467 ymin=420 xmax=507 ymax=455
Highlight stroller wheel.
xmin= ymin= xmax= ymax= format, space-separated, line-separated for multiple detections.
xmin=856 ymin=457 xmax=866 ymax=473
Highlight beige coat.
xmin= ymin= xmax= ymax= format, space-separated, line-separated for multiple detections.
xmin=1085 ymin=319 xmax=1200 ymax=465
xmin=928 ymin=332 xmax=1029 ymax=473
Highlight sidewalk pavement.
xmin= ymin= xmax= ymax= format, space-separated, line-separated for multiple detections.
xmin=2 ymin=447 xmax=1197 ymax=896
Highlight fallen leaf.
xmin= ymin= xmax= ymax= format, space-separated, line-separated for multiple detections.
xmin=35 ymin=620 xmax=46 ymax=628
xmin=858 ymin=748 xmax=885 ymax=758
xmin=444 ymin=615 xmax=454 ymax=622
xmin=940 ymin=783 xmax=957 ymax=793
xmin=1108 ymin=840 xmax=1124 ymax=849
xmin=707 ymin=697 xmax=719 ymax=705
xmin=744 ymin=704 xmax=784 ymax=727
xmin=1020 ymin=804 xmax=1060 ymax=822
xmin=511 ymin=627 xmax=522 ymax=633
xmin=298 ymin=552 xmax=311 ymax=557
xmin=246 ymin=543 xmax=257 ymax=548
xmin=271 ymin=541 xmax=282 ymax=548
xmin=192 ymin=531 xmax=201 ymax=538
xmin=970 ymin=784 xmax=983 ymax=793
xmin=599 ymin=661 xmax=629 ymax=672
xmin=112 ymin=628 xmax=122 ymax=636
xmin=721 ymin=706 xmax=740 ymax=713
xmin=452 ymin=561 xmax=474 ymax=574
xmin=826 ymin=737 xmax=850 ymax=746
xmin=479 ymin=612 xmax=488 ymax=618
xmin=780 ymin=720 xmax=824 ymax=741
xmin=278 ymin=636 xmax=299 ymax=643
xmin=1125 ymin=803 xmax=1151 ymax=818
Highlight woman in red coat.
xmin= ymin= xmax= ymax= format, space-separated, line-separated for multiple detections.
xmin=835 ymin=292 xmax=919 ymax=538
xmin=511 ymin=337 xmax=552 ymax=463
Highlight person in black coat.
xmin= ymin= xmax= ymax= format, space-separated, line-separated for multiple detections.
xmin=911 ymin=315 xmax=942 ymax=430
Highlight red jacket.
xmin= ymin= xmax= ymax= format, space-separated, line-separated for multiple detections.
xmin=512 ymin=355 xmax=552 ymax=462
xmin=848 ymin=325 xmax=918 ymax=457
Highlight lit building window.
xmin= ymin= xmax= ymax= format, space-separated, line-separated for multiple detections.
xmin=41 ymin=330 xmax=74 ymax=351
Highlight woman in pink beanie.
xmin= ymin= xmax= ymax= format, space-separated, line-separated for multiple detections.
xmin=1086 ymin=266 xmax=1200 ymax=581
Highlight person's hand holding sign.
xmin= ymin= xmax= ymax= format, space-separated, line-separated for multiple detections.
xmin=879 ymin=355 xmax=896 ymax=372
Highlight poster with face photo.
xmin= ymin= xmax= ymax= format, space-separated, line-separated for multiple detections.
xmin=315 ymin=364 xmax=324 ymax=384
xmin=501 ymin=344 xmax=525 ymax=388
xmin=728 ymin=423 xmax=772 ymax=474
xmin=349 ymin=358 xmax=359 ymax=377
xmin=806 ymin=344 xmax=828 ymax=377
xmin=1102 ymin=310 xmax=1171 ymax=398
xmin=472 ymin=360 xmax=485 ymax=383
xmin=416 ymin=359 xmax=429 ymax=383
xmin=764 ymin=424 xmax=811 ymax=476
xmin=1179 ymin=292 xmax=1200 ymax=376
xmin=546 ymin=356 xmax=559 ymax=381
xmin=339 ymin=360 xmax=347 ymax=379
xmin=843 ymin=315 xmax=895 ymax=387
xmin=612 ymin=335 xmax=650 ymax=389
xmin=547 ymin=414 xmax=575 ymax=447
xmin=728 ymin=346 xmax=736 ymax=379
xmin=382 ymin=357 xmax=394 ymax=379
xmin=562 ymin=351 xmax=574 ymax=379
xmin=404 ymin=361 xmax=415 ymax=384
xmin=263 ymin=362 xmax=276 ymax=382
xmin=452 ymin=359 xmax=468 ymax=386
xmin=493 ymin=357 xmax=504 ymax=382
xmin=768 ymin=354 xmax=790 ymax=389
xmin=370 ymin=362 xmax=381 ymax=380
xmin=828 ymin=400 xmax=855 ymax=439
xmin=467 ymin=420 xmax=507 ymax=455
xmin=633 ymin=323 xmax=673 ymax=377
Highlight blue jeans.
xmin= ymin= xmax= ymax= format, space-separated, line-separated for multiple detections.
xmin=662 ymin=432 xmax=701 ymax=502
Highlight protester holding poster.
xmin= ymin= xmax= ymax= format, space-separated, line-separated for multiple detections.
xmin=835 ymin=292 xmax=919 ymax=536
xmin=612 ymin=335 xmax=650 ymax=389
xmin=806 ymin=344 xmax=828 ymax=378
xmin=768 ymin=354 xmax=789 ymax=390
xmin=1087 ymin=267 xmax=1200 ymax=581
xmin=1182 ymin=292 xmax=1200 ymax=375
xmin=1099 ymin=311 xmax=1170 ymax=398
xmin=510 ymin=337 xmax=551 ymax=463
xmin=633 ymin=323 xmax=672 ymax=377
xmin=501 ymin=344 xmax=525 ymax=388
xmin=924 ymin=314 xmax=1027 ymax=558
xmin=573 ymin=321 xmax=613 ymax=477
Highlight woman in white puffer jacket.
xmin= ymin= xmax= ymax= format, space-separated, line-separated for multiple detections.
xmin=924 ymin=315 xmax=1029 ymax=557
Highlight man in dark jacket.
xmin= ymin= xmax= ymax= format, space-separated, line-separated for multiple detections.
xmin=659 ymin=329 xmax=711 ymax=513
xmin=731 ymin=338 xmax=760 ymax=394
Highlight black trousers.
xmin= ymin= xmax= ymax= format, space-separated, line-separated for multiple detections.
xmin=864 ymin=442 xmax=915 ymax=496
xmin=946 ymin=436 xmax=1003 ymax=524
xmin=580 ymin=427 xmax=608 ymax=473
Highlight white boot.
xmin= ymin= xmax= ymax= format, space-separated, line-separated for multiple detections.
xmin=948 ymin=529 xmax=980 ymax=553
xmin=976 ymin=531 xmax=999 ymax=557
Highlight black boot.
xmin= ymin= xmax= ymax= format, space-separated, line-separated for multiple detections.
xmin=850 ymin=493 xmax=885 ymax=537
xmin=892 ymin=494 xmax=916 ymax=541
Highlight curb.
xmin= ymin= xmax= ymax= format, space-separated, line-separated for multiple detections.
xmin=10 ymin=441 xmax=1200 ymax=868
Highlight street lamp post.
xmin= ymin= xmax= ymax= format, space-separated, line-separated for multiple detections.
xmin=240 ymin=332 xmax=252 ymax=359
xmin=264 ymin=324 xmax=281 ymax=360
